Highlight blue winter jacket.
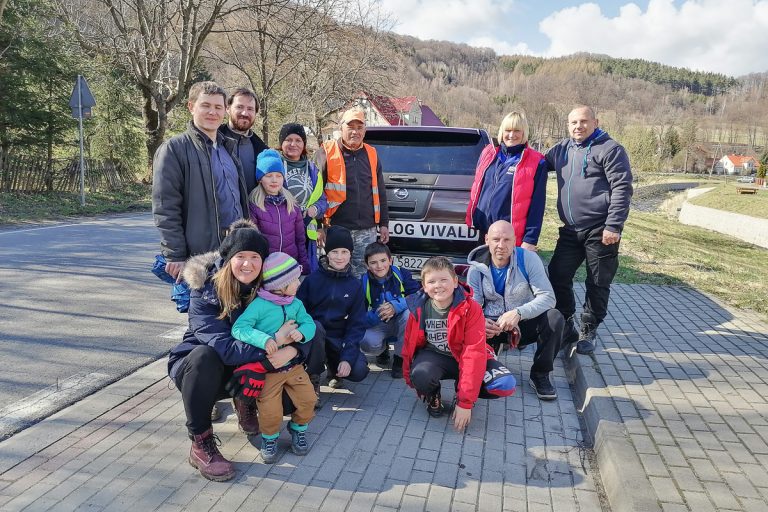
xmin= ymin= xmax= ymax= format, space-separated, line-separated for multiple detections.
xmin=545 ymin=129 xmax=633 ymax=233
xmin=167 ymin=252 xmax=310 ymax=379
xmin=361 ymin=266 xmax=421 ymax=326
xmin=297 ymin=259 xmax=367 ymax=363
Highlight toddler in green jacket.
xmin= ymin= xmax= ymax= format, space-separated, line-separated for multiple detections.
xmin=230 ymin=252 xmax=317 ymax=463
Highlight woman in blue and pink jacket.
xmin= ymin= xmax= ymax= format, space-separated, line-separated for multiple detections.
xmin=465 ymin=111 xmax=548 ymax=251
xmin=249 ymin=149 xmax=310 ymax=273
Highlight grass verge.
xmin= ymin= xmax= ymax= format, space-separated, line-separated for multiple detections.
xmin=538 ymin=186 xmax=768 ymax=319
xmin=688 ymin=182 xmax=768 ymax=219
xmin=0 ymin=182 xmax=151 ymax=225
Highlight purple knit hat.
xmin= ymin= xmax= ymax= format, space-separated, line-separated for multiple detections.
xmin=261 ymin=252 xmax=302 ymax=291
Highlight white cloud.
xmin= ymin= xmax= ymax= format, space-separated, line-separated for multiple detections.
xmin=539 ymin=0 xmax=768 ymax=76
xmin=380 ymin=0 xmax=515 ymax=42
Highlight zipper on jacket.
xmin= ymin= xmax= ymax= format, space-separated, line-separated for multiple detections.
xmin=566 ymin=146 xmax=577 ymax=226
xmin=275 ymin=202 xmax=284 ymax=251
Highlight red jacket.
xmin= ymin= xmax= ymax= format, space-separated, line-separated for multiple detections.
xmin=466 ymin=143 xmax=544 ymax=246
xmin=402 ymin=283 xmax=492 ymax=409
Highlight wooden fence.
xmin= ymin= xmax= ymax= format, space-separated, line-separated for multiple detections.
xmin=0 ymin=154 xmax=136 ymax=193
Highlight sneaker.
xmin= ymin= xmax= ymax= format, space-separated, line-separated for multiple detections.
xmin=529 ymin=372 xmax=557 ymax=401
xmin=563 ymin=316 xmax=579 ymax=345
xmin=210 ymin=402 xmax=221 ymax=422
xmin=261 ymin=436 xmax=279 ymax=464
xmin=327 ymin=376 xmax=343 ymax=389
xmin=391 ymin=355 xmax=403 ymax=379
xmin=376 ymin=350 xmax=390 ymax=366
xmin=576 ymin=324 xmax=597 ymax=355
xmin=289 ymin=428 xmax=309 ymax=456
xmin=426 ymin=392 xmax=451 ymax=417
xmin=189 ymin=429 xmax=235 ymax=481
xmin=232 ymin=398 xmax=259 ymax=435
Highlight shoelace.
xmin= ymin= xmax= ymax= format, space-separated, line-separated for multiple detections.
xmin=263 ymin=438 xmax=277 ymax=451
xmin=201 ymin=434 xmax=223 ymax=457
xmin=293 ymin=431 xmax=308 ymax=449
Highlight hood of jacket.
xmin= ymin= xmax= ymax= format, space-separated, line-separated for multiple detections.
xmin=467 ymin=244 xmax=494 ymax=275
xmin=183 ymin=251 xmax=220 ymax=290
xmin=406 ymin=281 xmax=473 ymax=316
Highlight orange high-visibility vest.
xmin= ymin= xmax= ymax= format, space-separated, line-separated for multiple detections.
xmin=322 ymin=140 xmax=380 ymax=223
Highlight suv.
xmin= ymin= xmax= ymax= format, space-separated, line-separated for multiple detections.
xmin=364 ymin=126 xmax=492 ymax=275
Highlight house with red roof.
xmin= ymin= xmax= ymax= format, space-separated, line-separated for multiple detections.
xmin=714 ymin=154 xmax=757 ymax=175
xmin=321 ymin=91 xmax=444 ymax=140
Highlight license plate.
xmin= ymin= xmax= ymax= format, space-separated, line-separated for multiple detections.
xmin=392 ymin=254 xmax=428 ymax=271
xmin=388 ymin=221 xmax=479 ymax=241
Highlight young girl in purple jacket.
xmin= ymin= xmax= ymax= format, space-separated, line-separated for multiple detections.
xmin=249 ymin=149 xmax=310 ymax=273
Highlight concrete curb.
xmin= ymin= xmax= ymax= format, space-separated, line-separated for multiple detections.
xmin=564 ymin=347 xmax=662 ymax=512
xmin=0 ymin=359 xmax=168 ymax=475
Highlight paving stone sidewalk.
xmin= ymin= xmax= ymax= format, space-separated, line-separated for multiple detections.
xmin=579 ymin=284 xmax=768 ymax=512
xmin=0 ymin=345 xmax=603 ymax=511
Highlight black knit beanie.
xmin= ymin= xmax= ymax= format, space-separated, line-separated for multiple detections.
xmin=279 ymin=123 xmax=307 ymax=146
xmin=324 ymin=225 xmax=354 ymax=254
xmin=219 ymin=219 xmax=270 ymax=263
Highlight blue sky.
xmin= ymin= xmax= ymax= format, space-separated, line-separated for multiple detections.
xmin=378 ymin=0 xmax=768 ymax=76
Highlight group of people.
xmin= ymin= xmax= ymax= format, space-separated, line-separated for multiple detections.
xmin=151 ymin=80 xmax=633 ymax=482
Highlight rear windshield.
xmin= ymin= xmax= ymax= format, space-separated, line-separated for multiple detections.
xmin=365 ymin=130 xmax=487 ymax=175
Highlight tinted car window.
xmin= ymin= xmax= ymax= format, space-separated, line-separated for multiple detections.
xmin=365 ymin=131 xmax=486 ymax=175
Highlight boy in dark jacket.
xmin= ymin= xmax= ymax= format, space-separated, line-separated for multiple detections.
xmin=359 ymin=242 xmax=421 ymax=378
xmin=297 ymin=226 xmax=370 ymax=390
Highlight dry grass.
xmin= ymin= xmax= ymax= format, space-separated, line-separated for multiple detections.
xmin=538 ymin=182 xmax=768 ymax=319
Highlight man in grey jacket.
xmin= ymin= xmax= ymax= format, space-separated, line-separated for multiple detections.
xmin=467 ymin=221 xmax=564 ymax=400
xmin=545 ymin=106 xmax=633 ymax=355
xmin=152 ymin=81 xmax=249 ymax=281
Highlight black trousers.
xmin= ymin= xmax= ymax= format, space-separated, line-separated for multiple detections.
xmin=409 ymin=349 xmax=460 ymax=398
xmin=487 ymin=309 xmax=564 ymax=375
xmin=547 ymin=224 xmax=620 ymax=327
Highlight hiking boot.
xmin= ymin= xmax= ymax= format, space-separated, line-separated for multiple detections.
xmin=529 ymin=372 xmax=557 ymax=401
xmin=261 ymin=436 xmax=279 ymax=464
xmin=309 ymin=374 xmax=322 ymax=409
xmin=563 ymin=316 xmax=579 ymax=346
xmin=391 ymin=355 xmax=403 ymax=379
xmin=426 ymin=391 xmax=451 ymax=417
xmin=376 ymin=350 xmax=390 ymax=366
xmin=576 ymin=324 xmax=597 ymax=355
xmin=289 ymin=427 xmax=309 ymax=456
xmin=189 ymin=429 xmax=235 ymax=481
xmin=210 ymin=402 xmax=221 ymax=422
xmin=233 ymin=398 xmax=259 ymax=436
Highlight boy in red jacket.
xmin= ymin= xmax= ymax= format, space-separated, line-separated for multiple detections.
xmin=402 ymin=256 xmax=515 ymax=432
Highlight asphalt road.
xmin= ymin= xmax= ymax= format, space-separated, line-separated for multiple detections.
xmin=0 ymin=213 xmax=185 ymax=439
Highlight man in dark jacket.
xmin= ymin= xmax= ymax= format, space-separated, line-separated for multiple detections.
xmin=152 ymin=81 xmax=249 ymax=281
xmin=545 ymin=106 xmax=633 ymax=355
xmin=218 ymin=87 xmax=268 ymax=194
xmin=315 ymin=109 xmax=389 ymax=276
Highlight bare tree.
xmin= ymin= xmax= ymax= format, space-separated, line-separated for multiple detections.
xmin=55 ymin=0 xmax=249 ymax=172
xmin=207 ymin=0 xmax=396 ymax=143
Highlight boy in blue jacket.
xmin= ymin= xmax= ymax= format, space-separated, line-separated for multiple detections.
xmin=297 ymin=225 xmax=370 ymax=390
xmin=359 ymin=242 xmax=421 ymax=378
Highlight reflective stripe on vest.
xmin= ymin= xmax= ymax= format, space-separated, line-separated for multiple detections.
xmin=323 ymin=140 xmax=380 ymax=223
xmin=364 ymin=266 xmax=405 ymax=305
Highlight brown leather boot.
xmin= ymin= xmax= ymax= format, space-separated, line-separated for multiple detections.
xmin=233 ymin=398 xmax=260 ymax=435
xmin=189 ymin=429 xmax=235 ymax=481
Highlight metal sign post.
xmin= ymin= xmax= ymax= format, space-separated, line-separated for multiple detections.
xmin=69 ymin=75 xmax=96 ymax=206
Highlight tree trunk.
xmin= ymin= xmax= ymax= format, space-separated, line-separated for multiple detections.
xmin=141 ymin=90 xmax=168 ymax=182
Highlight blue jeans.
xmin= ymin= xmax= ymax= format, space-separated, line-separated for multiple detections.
xmin=360 ymin=310 xmax=409 ymax=357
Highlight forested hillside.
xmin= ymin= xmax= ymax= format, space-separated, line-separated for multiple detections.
xmin=1 ymin=0 xmax=766 ymax=182
xmin=387 ymin=35 xmax=767 ymax=173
